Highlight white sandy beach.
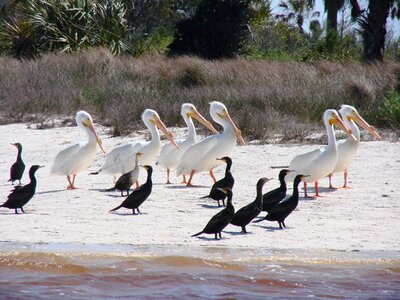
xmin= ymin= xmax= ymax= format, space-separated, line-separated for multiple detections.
xmin=0 ymin=122 xmax=399 ymax=253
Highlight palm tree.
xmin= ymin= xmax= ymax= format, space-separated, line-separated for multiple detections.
xmin=277 ymin=0 xmax=316 ymax=33
xmin=324 ymin=0 xmax=361 ymax=32
xmin=360 ymin=0 xmax=400 ymax=61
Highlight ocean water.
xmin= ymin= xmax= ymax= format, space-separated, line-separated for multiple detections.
xmin=0 ymin=242 xmax=399 ymax=299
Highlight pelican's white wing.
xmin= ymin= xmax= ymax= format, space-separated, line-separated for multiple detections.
xmin=176 ymin=136 xmax=220 ymax=176
xmin=158 ymin=138 xmax=186 ymax=169
xmin=51 ymin=143 xmax=81 ymax=175
xmin=100 ymin=142 xmax=142 ymax=175
xmin=289 ymin=148 xmax=322 ymax=171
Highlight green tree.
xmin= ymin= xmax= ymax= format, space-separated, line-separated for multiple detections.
xmin=277 ymin=0 xmax=315 ymax=33
xmin=169 ymin=0 xmax=253 ymax=59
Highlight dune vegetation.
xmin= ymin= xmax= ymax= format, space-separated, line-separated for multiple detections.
xmin=0 ymin=48 xmax=398 ymax=142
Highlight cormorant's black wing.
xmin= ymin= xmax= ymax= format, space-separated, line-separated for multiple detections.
xmin=203 ymin=208 xmax=232 ymax=233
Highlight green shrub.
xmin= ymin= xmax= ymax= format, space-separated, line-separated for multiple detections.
xmin=377 ymin=91 xmax=400 ymax=129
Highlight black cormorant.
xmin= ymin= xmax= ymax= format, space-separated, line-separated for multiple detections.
xmin=262 ymin=169 xmax=293 ymax=212
xmin=255 ymin=174 xmax=308 ymax=229
xmin=192 ymin=188 xmax=235 ymax=239
xmin=8 ymin=143 xmax=25 ymax=185
xmin=200 ymin=157 xmax=234 ymax=206
xmin=106 ymin=152 xmax=142 ymax=196
xmin=109 ymin=165 xmax=153 ymax=215
xmin=230 ymin=177 xmax=271 ymax=233
xmin=1 ymin=165 xmax=43 ymax=214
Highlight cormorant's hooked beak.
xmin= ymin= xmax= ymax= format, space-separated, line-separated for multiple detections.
xmin=349 ymin=112 xmax=381 ymax=140
xmin=217 ymin=110 xmax=245 ymax=145
xmin=150 ymin=116 xmax=179 ymax=149
xmin=329 ymin=115 xmax=358 ymax=142
xmin=83 ymin=120 xmax=106 ymax=154
xmin=187 ymin=110 xmax=219 ymax=134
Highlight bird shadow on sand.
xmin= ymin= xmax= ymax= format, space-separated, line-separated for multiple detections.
xmin=106 ymin=194 xmax=126 ymax=198
xmin=110 ymin=212 xmax=148 ymax=216
xmin=252 ymin=224 xmax=283 ymax=232
xmin=36 ymin=189 xmax=66 ymax=195
xmin=198 ymin=204 xmax=221 ymax=209
xmin=165 ymin=185 xmax=208 ymax=189
xmin=224 ymin=230 xmax=253 ymax=236
xmin=192 ymin=236 xmax=227 ymax=241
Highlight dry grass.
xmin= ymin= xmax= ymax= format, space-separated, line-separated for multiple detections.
xmin=0 ymin=48 xmax=398 ymax=142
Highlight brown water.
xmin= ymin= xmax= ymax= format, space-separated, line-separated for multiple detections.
xmin=0 ymin=242 xmax=399 ymax=299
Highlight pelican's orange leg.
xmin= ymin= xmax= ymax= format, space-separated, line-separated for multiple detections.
xmin=186 ymin=170 xmax=196 ymax=187
xmin=209 ymin=169 xmax=217 ymax=183
xmin=181 ymin=175 xmax=187 ymax=184
xmin=166 ymin=169 xmax=171 ymax=184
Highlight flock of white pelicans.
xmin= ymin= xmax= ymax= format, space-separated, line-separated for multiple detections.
xmin=50 ymin=101 xmax=380 ymax=197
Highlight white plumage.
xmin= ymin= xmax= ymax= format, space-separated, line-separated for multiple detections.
xmin=99 ymin=109 xmax=177 ymax=177
xmin=158 ymin=103 xmax=218 ymax=184
xmin=176 ymin=101 xmax=245 ymax=186
xmin=329 ymin=105 xmax=381 ymax=188
xmin=286 ymin=109 xmax=356 ymax=197
xmin=51 ymin=111 xmax=105 ymax=189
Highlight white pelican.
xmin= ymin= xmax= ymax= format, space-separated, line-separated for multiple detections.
xmin=51 ymin=111 xmax=106 ymax=189
xmin=99 ymin=109 xmax=178 ymax=178
xmin=328 ymin=104 xmax=381 ymax=188
xmin=286 ymin=109 xmax=357 ymax=197
xmin=176 ymin=101 xmax=245 ymax=186
xmin=158 ymin=103 xmax=219 ymax=184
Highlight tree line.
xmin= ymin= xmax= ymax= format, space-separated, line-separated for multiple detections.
xmin=0 ymin=0 xmax=398 ymax=62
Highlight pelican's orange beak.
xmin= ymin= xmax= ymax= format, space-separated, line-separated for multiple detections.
xmin=83 ymin=120 xmax=106 ymax=154
xmin=151 ymin=116 xmax=179 ymax=149
xmin=329 ymin=114 xmax=358 ymax=142
xmin=349 ymin=112 xmax=381 ymax=140
xmin=217 ymin=110 xmax=245 ymax=145
xmin=187 ymin=109 xmax=219 ymax=134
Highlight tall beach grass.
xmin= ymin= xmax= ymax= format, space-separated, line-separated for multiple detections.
xmin=0 ymin=48 xmax=398 ymax=142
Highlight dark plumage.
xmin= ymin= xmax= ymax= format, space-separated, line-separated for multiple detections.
xmin=1 ymin=165 xmax=43 ymax=214
xmin=200 ymin=157 xmax=234 ymax=206
xmin=109 ymin=165 xmax=153 ymax=215
xmin=230 ymin=177 xmax=271 ymax=233
xmin=192 ymin=188 xmax=235 ymax=239
xmin=255 ymin=174 xmax=308 ymax=229
xmin=8 ymin=143 xmax=25 ymax=185
xmin=106 ymin=152 xmax=142 ymax=196
xmin=262 ymin=169 xmax=293 ymax=212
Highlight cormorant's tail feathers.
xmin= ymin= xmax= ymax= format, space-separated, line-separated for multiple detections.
xmin=105 ymin=187 xmax=116 ymax=192
xmin=199 ymin=195 xmax=210 ymax=199
xmin=109 ymin=205 xmax=122 ymax=212
xmin=191 ymin=231 xmax=203 ymax=237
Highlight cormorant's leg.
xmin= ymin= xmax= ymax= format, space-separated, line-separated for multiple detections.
xmin=21 ymin=207 xmax=25 ymax=213
xmin=278 ymin=222 xmax=283 ymax=229
xmin=222 ymin=199 xmax=226 ymax=207
xmin=166 ymin=169 xmax=171 ymax=184
xmin=132 ymin=209 xmax=136 ymax=215
xmin=209 ymin=169 xmax=217 ymax=183
xmin=214 ymin=233 xmax=218 ymax=240
xmin=181 ymin=175 xmax=187 ymax=184
xmin=137 ymin=207 xmax=141 ymax=214
xmin=19 ymin=180 xmax=21 ymax=185
xmin=136 ymin=180 xmax=140 ymax=188
xmin=219 ymin=232 xmax=222 ymax=238
xmin=15 ymin=208 xmax=18 ymax=214
xmin=217 ymin=200 xmax=221 ymax=207
xmin=121 ymin=191 xmax=124 ymax=196
xmin=186 ymin=170 xmax=196 ymax=187
xmin=241 ymin=226 xmax=247 ymax=234
xmin=282 ymin=221 xmax=286 ymax=227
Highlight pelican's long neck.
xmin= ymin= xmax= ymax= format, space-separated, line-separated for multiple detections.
xmin=324 ymin=120 xmax=337 ymax=151
xmin=184 ymin=115 xmax=197 ymax=143
xmin=219 ymin=119 xmax=236 ymax=139
xmin=343 ymin=117 xmax=360 ymax=142
xmin=82 ymin=126 xmax=97 ymax=146
xmin=146 ymin=121 xmax=161 ymax=147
